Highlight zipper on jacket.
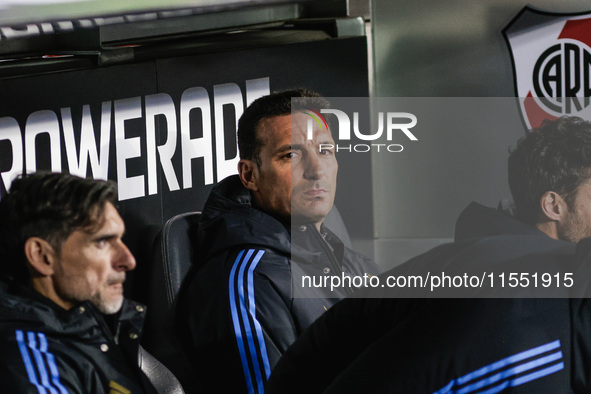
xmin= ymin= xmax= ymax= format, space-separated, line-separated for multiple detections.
xmin=309 ymin=225 xmax=354 ymax=296
xmin=86 ymin=304 xmax=119 ymax=347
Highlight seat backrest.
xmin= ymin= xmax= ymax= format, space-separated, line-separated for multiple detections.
xmin=142 ymin=212 xmax=201 ymax=391
xmin=151 ymin=212 xmax=201 ymax=309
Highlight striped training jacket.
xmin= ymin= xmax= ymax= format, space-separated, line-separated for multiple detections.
xmin=175 ymin=175 xmax=378 ymax=394
xmin=0 ymin=279 xmax=157 ymax=393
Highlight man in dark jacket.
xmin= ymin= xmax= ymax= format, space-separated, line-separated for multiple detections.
xmin=0 ymin=172 xmax=161 ymax=393
xmin=176 ymin=89 xmax=379 ymax=394
xmin=266 ymin=117 xmax=591 ymax=393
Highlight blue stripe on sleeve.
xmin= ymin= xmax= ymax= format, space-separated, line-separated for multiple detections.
xmin=16 ymin=329 xmax=47 ymax=394
xmin=456 ymin=339 xmax=561 ymax=386
xmin=229 ymin=249 xmax=270 ymax=394
xmin=247 ymin=250 xmax=271 ymax=378
xmin=434 ymin=340 xmax=564 ymax=394
xmin=229 ymin=250 xmax=255 ymax=394
xmin=457 ymin=351 xmax=563 ymax=393
xmin=509 ymin=361 xmax=565 ymax=387
xmin=237 ymin=249 xmax=266 ymax=393
xmin=37 ymin=333 xmax=68 ymax=394
xmin=479 ymin=362 xmax=565 ymax=394
xmin=27 ymin=331 xmax=58 ymax=394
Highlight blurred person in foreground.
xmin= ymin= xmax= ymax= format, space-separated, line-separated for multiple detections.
xmin=267 ymin=116 xmax=591 ymax=393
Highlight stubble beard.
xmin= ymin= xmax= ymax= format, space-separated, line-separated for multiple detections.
xmin=90 ymin=275 xmax=126 ymax=315
xmin=558 ymin=208 xmax=591 ymax=243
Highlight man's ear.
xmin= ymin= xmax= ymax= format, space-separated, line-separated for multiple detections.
xmin=24 ymin=237 xmax=56 ymax=277
xmin=539 ymin=191 xmax=568 ymax=221
xmin=238 ymin=159 xmax=259 ymax=192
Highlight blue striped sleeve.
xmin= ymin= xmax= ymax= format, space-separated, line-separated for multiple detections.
xmin=229 ymin=249 xmax=270 ymax=394
xmin=434 ymin=339 xmax=564 ymax=394
xmin=16 ymin=330 xmax=68 ymax=394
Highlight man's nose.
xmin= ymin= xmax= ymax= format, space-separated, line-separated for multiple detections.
xmin=114 ymin=241 xmax=137 ymax=272
xmin=303 ymin=153 xmax=323 ymax=180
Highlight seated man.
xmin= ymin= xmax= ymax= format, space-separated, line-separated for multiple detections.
xmin=0 ymin=172 xmax=169 ymax=393
xmin=176 ymin=89 xmax=379 ymax=393
xmin=266 ymin=116 xmax=591 ymax=393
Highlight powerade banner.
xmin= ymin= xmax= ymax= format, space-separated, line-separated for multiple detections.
xmin=0 ymin=37 xmax=371 ymax=257
xmin=504 ymin=7 xmax=591 ymax=130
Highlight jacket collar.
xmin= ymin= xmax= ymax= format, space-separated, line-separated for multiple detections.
xmin=198 ymin=175 xmax=291 ymax=256
xmin=0 ymin=278 xmax=146 ymax=337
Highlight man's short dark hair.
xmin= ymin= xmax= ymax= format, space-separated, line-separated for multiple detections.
xmin=237 ymin=88 xmax=330 ymax=166
xmin=0 ymin=172 xmax=118 ymax=283
xmin=508 ymin=116 xmax=591 ymax=224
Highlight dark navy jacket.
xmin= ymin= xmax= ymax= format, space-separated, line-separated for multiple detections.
xmin=175 ymin=175 xmax=378 ymax=394
xmin=0 ymin=279 xmax=157 ymax=393
xmin=266 ymin=202 xmax=591 ymax=393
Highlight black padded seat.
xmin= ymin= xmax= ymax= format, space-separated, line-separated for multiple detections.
xmin=142 ymin=212 xmax=201 ymax=392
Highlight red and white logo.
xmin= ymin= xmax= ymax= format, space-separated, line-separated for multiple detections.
xmin=504 ymin=7 xmax=591 ymax=129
